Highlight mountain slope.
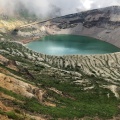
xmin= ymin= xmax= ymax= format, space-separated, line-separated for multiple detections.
xmin=0 ymin=40 xmax=120 ymax=119
xmin=40 ymin=6 xmax=120 ymax=48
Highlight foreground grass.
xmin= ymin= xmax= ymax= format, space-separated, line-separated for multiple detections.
xmin=0 ymin=51 xmax=120 ymax=119
xmin=0 ymin=109 xmax=24 ymax=120
xmin=0 ymin=87 xmax=25 ymax=101
xmin=0 ymin=79 xmax=119 ymax=119
xmin=23 ymin=96 xmax=119 ymax=119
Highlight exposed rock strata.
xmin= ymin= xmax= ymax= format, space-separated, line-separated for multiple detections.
xmin=17 ymin=6 xmax=120 ymax=48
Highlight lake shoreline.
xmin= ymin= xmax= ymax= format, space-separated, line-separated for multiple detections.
xmin=26 ymin=35 xmax=120 ymax=55
xmin=20 ymin=37 xmax=41 ymax=44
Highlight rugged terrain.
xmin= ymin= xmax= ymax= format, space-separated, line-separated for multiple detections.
xmin=46 ymin=6 xmax=120 ymax=48
xmin=0 ymin=6 xmax=120 ymax=120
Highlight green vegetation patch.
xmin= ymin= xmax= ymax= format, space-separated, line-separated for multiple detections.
xmin=0 ymin=110 xmax=24 ymax=120
xmin=0 ymin=87 xmax=25 ymax=101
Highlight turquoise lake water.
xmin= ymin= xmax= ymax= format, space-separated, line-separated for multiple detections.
xmin=26 ymin=35 xmax=120 ymax=55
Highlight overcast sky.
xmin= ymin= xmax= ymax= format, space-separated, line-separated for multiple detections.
xmin=0 ymin=0 xmax=120 ymax=17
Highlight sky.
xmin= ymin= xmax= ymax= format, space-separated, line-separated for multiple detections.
xmin=0 ymin=0 xmax=120 ymax=18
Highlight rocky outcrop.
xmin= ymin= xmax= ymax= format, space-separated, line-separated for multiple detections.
xmin=0 ymin=72 xmax=46 ymax=100
xmin=40 ymin=6 xmax=120 ymax=48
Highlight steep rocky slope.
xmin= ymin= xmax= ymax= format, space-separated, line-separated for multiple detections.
xmin=0 ymin=55 xmax=47 ymax=120
xmin=1 ymin=41 xmax=120 ymax=97
xmin=40 ymin=6 xmax=120 ymax=48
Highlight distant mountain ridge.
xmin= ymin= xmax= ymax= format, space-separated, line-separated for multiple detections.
xmin=40 ymin=6 xmax=120 ymax=48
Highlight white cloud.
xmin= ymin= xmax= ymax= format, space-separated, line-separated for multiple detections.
xmin=80 ymin=0 xmax=94 ymax=10
xmin=0 ymin=0 xmax=120 ymax=18
xmin=79 ymin=0 xmax=120 ymax=11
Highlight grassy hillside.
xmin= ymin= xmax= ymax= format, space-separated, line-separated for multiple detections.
xmin=0 ymin=41 xmax=120 ymax=119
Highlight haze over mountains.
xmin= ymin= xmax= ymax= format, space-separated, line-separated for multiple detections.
xmin=1 ymin=0 xmax=120 ymax=18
